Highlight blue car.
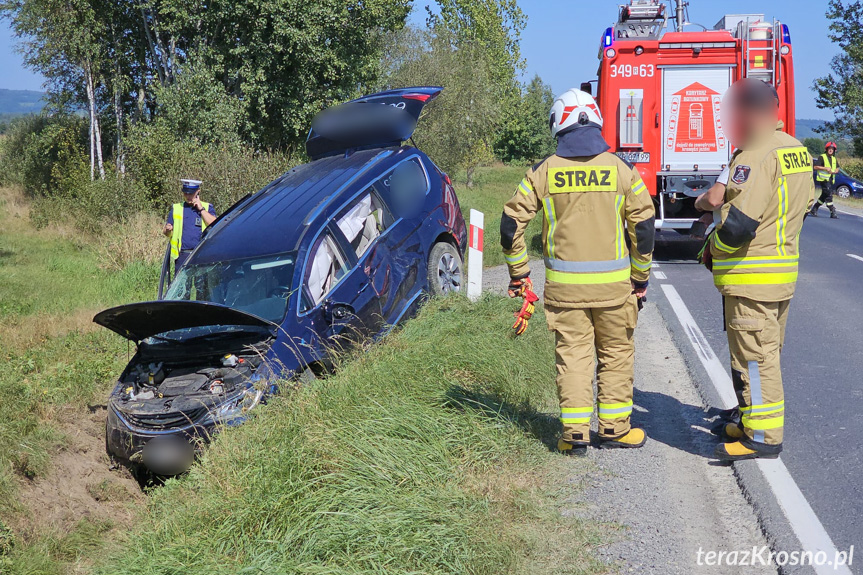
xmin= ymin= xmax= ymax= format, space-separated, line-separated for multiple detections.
xmin=830 ymin=169 xmax=863 ymax=199
xmin=94 ymin=87 xmax=467 ymax=475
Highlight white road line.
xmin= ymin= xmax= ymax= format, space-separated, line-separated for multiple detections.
xmin=653 ymin=271 xmax=667 ymax=280
xmin=835 ymin=208 xmax=863 ymax=219
xmin=846 ymin=253 xmax=863 ymax=263
xmin=660 ymin=284 xmax=852 ymax=575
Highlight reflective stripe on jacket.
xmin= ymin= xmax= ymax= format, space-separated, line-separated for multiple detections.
xmin=815 ymin=153 xmax=837 ymax=183
xmin=501 ymin=152 xmax=655 ymax=308
xmin=710 ymin=127 xmax=815 ymax=301
xmin=170 ymin=202 xmax=210 ymax=261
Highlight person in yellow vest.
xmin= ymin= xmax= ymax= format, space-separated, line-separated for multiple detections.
xmin=162 ymin=179 xmax=217 ymax=273
xmin=809 ymin=142 xmax=839 ymax=219
xmin=695 ymin=78 xmax=815 ymax=461
xmin=501 ymin=89 xmax=655 ymax=457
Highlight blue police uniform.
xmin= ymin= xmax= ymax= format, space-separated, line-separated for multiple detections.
xmin=166 ymin=202 xmax=217 ymax=272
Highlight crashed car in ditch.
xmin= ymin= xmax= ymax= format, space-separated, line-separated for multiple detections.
xmin=94 ymin=87 xmax=467 ymax=475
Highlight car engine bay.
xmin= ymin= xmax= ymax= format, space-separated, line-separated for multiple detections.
xmin=113 ymin=353 xmax=264 ymax=425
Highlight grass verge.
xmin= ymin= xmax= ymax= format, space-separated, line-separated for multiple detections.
xmin=0 ymin=186 xmax=157 ymax=573
xmin=95 ymin=296 xmax=605 ymax=575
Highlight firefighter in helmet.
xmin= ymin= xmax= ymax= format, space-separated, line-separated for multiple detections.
xmin=695 ymin=78 xmax=814 ymax=461
xmin=809 ymin=141 xmax=840 ymax=218
xmin=500 ymin=89 xmax=655 ymax=456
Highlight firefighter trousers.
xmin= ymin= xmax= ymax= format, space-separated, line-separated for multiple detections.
xmin=724 ymin=296 xmax=790 ymax=446
xmin=817 ymin=181 xmax=834 ymax=206
xmin=546 ymin=295 xmax=639 ymax=443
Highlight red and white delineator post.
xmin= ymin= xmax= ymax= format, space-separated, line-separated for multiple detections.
xmin=467 ymin=209 xmax=484 ymax=301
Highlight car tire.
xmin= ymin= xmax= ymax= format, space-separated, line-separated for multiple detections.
xmin=836 ymin=185 xmax=852 ymax=199
xmin=428 ymin=242 xmax=463 ymax=296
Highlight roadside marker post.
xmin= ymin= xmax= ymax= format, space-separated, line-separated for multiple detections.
xmin=467 ymin=209 xmax=484 ymax=301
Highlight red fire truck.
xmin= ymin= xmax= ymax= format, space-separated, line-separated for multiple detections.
xmin=584 ymin=0 xmax=796 ymax=241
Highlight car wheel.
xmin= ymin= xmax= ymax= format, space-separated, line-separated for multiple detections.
xmin=428 ymin=242 xmax=463 ymax=296
xmin=836 ymin=185 xmax=852 ymax=199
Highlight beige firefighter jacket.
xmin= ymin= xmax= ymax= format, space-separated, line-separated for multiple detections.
xmin=710 ymin=125 xmax=816 ymax=302
xmin=502 ymin=152 xmax=656 ymax=309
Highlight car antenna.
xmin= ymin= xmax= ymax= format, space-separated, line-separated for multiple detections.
xmin=409 ymin=136 xmax=418 ymax=148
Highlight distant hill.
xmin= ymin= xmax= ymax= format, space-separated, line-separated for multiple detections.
xmin=0 ymin=89 xmax=44 ymax=115
xmin=796 ymin=119 xmax=826 ymax=139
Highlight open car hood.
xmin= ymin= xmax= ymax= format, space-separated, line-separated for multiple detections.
xmin=93 ymin=301 xmax=277 ymax=342
xmin=306 ymin=86 xmax=443 ymax=160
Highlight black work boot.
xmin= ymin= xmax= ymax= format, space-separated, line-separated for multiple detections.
xmin=809 ymin=203 xmax=820 ymax=217
xmin=557 ymin=438 xmax=589 ymax=457
xmin=830 ymin=205 xmax=839 ymax=219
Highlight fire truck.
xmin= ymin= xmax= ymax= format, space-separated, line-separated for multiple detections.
xmin=584 ymin=0 xmax=796 ymax=241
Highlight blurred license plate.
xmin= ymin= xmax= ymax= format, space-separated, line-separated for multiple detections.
xmin=616 ymin=152 xmax=650 ymax=163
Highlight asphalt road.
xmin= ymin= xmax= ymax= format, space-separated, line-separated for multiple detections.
xmin=653 ymin=208 xmax=863 ymax=568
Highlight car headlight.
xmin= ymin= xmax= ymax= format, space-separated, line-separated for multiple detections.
xmin=207 ymin=387 xmax=264 ymax=426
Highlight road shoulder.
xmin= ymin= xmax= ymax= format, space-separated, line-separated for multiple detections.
xmin=483 ymin=265 xmax=776 ymax=574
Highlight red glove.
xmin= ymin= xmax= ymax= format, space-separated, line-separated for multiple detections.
xmin=508 ymin=276 xmax=533 ymax=298
xmin=512 ymin=288 xmax=540 ymax=336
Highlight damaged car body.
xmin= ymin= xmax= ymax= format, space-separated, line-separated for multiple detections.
xmin=94 ymin=87 xmax=467 ymax=476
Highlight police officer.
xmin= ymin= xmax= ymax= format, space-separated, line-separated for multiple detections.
xmin=809 ymin=142 xmax=839 ymax=218
xmin=695 ymin=79 xmax=814 ymax=461
xmin=501 ymin=89 xmax=655 ymax=456
xmin=162 ymin=179 xmax=217 ymax=273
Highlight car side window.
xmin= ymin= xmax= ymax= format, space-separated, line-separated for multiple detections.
xmin=334 ymin=190 xmax=393 ymax=258
xmin=303 ymin=232 xmax=350 ymax=310
xmin=374 ymin=158 xmax=429 ymax=220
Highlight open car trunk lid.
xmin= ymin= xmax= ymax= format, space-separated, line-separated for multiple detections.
xmin=93 ymin=301 xmax=277 ymax=342
xmin=306 ymin=86 xmax=443 ymax=160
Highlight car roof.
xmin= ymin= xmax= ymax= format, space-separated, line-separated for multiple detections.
xmin=194 ymin=148 xmax=397 ymax=263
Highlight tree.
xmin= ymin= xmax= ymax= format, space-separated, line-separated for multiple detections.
xmin=803 ymin=137 xmax=827 ymax=158
xmin=2 ymin=0 xmax=107 ymax=180
xmin=813 ymin=0 xmax=863 ymax=155
xmin=382 ymin=0 xmax=526 ymax=185
xmin=494 ymin=74 xmax=556 ymax=164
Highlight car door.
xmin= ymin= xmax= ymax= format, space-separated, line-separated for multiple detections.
xmin=299 ymin=221 xmax=381 ymax=354
xmin=365 ymin=156 xmax=430 ymax=325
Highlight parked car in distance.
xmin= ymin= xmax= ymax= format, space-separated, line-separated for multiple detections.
xmin=830 ymin=169 xmax=863 ymax=199
xmin=94 ymin=87 xmax=467 ymax=476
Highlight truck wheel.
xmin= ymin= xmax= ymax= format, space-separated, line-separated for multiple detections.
xmin=428 ymin=242 xmax=463 ymax=296
xmin=836 ymin=185 xmax=851 ymax=199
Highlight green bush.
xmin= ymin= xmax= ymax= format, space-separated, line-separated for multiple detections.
xmin=124 ymin=122 xmax=295 ymax=214
xmin=840 ymin=157 xmax=863 ymax=180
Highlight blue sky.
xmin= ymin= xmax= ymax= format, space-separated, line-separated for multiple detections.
xmin=0 ymin=0 xmax=838 ymax=119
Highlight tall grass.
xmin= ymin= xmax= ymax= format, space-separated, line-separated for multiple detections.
xmin=0 ymin=187 xmax=157 ymax=568
xmin=96 ymin=296 xmax=604 ymax=575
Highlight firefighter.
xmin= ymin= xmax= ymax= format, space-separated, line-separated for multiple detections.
xmin=500 ymin=89 xmax=655 ymax=456
xmin=809 ymin=142 xmax=840 ymax=218
xmin=162 ymin=179 xmax=217 ymax=273
xmin=695 ymin=79 xmax=814 ymax=461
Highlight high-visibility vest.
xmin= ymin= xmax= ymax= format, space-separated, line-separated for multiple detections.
xmin=170 ymin=202 xmax=210 ymax=261
xmin=816 ymin=153 xmax=837 ymax=183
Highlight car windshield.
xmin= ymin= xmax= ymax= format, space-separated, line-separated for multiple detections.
xmin=165 ymin=252 xmax=297 ymax=324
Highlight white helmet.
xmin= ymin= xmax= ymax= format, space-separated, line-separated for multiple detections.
xmin=549 ymin=88 xmax=604 ymax=137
